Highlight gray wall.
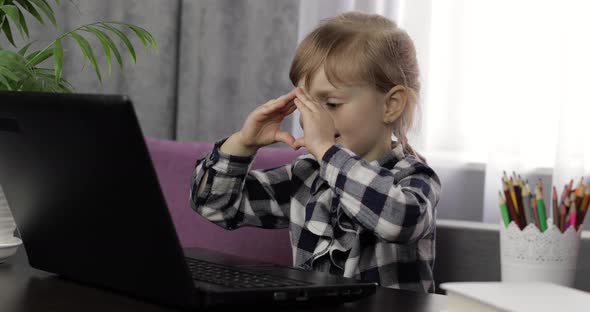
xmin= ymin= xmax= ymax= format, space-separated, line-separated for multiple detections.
xmin=434 ymin=220 xmax=590 ymax=294
xmin=175 ymin=0 xmax=300 ymax=143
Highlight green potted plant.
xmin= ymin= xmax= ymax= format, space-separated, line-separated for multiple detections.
xmin=0 ymin=0 xmax=158 ymax=91
xmin=0 ymin=0 xmax=157 ymax=259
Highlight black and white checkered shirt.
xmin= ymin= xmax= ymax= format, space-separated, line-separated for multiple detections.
xmin=190 ymin=138 xmax=441 ymax=292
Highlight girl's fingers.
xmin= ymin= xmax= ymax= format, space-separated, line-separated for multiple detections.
xmin=263 ymin=89 xmax=297 ymax=109
xmin=279 ymin=99 xmax=295 ymax=111
xmin=274 ymin=130 xmax=296 ymax=148
xmin=293 ymin=136 xmax=305 ymax=150
xmin=281 ymin=103 xmax=297 ymax=116
xmin=273 ymin=92 xmax=295 ymax=109
xmin=295 ymin=88 xmax=318 ymax=112
xmin=300 ymin=87 xmax=321 ymax=109
xmin=293 ymin=98 xmax=310 ymax=114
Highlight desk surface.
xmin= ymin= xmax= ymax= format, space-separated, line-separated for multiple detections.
xmin=0 ymin=247 xmax=447 ymax=312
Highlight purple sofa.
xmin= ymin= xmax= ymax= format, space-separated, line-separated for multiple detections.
xmin=144 ymin=137 xmax=306 ymax=266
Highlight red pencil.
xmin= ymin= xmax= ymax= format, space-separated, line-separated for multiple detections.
xmin=530 ymin=196 xmax=540 ymax=230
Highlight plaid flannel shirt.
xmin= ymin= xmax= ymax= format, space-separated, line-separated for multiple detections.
xmin=190 ymin=137 xmax=441 ymax=292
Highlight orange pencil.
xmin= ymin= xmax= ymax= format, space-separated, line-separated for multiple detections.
xmin=575 ymin=177 xmax=584 ymax=196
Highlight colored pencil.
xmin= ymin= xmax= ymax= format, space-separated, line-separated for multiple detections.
xmin=536 ymin=186 xmax=548 ymax=232
xmin=569 ymin=201 xmax=577 ymax=231
xmin=509 ymin=179 xmax=519 ymax=215
xmin=559 ymin=204 xmax=566 ymax=232
xmin=498 ymin=191 xmax=510 ymax=227
xmin=514 ymin=181 xmax=527 ymax=228
xmin=530 ymin=196 xmax=540 ymax=230
xmin=552 ymin=186 xmax=558 ymax=227
xmin=503 ymin=182 xmax=520 ymax=228
xmin=522 ymin=184 xmax=533 ymax=225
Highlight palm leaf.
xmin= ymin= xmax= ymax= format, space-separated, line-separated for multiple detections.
xmin=97 ymin=22 xmax=136 ymax=63
xmin=15 ymin=0 xmax=45 ymax=26
xmin=0 ymin=65 xmax=20 ymax=81
xmin=17 ymin=40 xmax=35 ymax=55
xmin=91 ymin=26 xmax=123 ymax=71
xmin=109 ymin=21 xmax=159 ymax=54
xmin=1 ymin=14 xmax=15 ymax=46
xmin=0 ymin=49 xmax=33 ymax=75
xmin=0 ymin=4 xmax=27 ymax=39
xmin=17 ymin=6 xmax=29 ymax=37
xmin=53 ymin=37 xmax=62 ymax=82
xmin=28 ymin=0 xmax=56 ymax=27
xmin=0 ymin=50 xmax=35 ymax=90
xmin=82 ymin=25 xmax=114 ymax=75
xmin=34 ymin=68 xmax=74 ymax=92
xmin=0 ymin=72 xmax=12 ymax=90
xmin=68 ymin=31 xmax=101 ymax=83
xmin=26 ymin=47 xmax=53 ymax=65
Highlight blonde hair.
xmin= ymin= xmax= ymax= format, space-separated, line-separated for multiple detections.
xmin=289 ymin=11 xmax=422 ymax=160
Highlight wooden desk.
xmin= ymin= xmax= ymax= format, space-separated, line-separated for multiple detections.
xmin=0 ymin=248 xmax=447 ymax=312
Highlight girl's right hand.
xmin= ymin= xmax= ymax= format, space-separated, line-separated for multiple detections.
xmin=237 ymin=88 xmax=298 ymax=150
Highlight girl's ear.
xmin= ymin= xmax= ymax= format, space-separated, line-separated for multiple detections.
xmin=383 ymin=85 xmax=407 ymax=124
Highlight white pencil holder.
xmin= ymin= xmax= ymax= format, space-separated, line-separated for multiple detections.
xmin=499 ymin=220 xmax=581 ymax=287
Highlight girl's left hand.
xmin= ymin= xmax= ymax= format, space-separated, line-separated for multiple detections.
xmin=293 ymin=87 xmax=337 ymax=160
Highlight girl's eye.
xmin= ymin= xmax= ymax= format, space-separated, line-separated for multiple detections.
xmin=325 ymin=103 xmax=341 ymax=109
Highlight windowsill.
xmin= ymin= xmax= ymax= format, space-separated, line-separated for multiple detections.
xmin=438 ymin=219 xmax=590 ymax=239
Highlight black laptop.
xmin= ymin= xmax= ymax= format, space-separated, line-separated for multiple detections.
xmin=0 ymin=91 xmax=376 ymax=309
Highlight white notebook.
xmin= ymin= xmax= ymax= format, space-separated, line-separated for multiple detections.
xmin=440 ymin=282 xmax=590 ymax=312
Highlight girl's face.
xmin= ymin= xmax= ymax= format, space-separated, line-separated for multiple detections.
xmin=297 ymin=68 xmax=393 ymax=162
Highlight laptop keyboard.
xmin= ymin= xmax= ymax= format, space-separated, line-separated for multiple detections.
xmin=185 ymin=257 xmax=311 ymax=289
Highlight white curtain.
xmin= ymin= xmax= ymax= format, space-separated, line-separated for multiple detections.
xmin=294 ymin=0 xmax=590 ymax=224
xmin=426 ymin=0 xmax=590 ymax=223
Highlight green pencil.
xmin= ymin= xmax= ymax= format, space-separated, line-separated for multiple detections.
xmin=536 ymin=187 xmax=548 ymax=232
xmin=499 ymin=191 xmax=510 ymax=227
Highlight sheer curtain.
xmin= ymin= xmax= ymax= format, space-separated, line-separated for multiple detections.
xmin=295 ymin=0 xmax=590 ymax=224
xmin=426 ymin=0 xmax=590 ymax=223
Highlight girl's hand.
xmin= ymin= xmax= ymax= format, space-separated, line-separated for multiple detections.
xmin=293 ymin=87 xmax=337 ymax=160
xmin=237 ymin=88 xmax=298 ymax=150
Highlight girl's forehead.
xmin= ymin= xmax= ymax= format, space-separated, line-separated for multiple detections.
xmin=298 ymin=68 xmax=350 ymax=93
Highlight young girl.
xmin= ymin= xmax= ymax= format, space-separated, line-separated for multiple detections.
xmin=190 ymin=11 xmax=441 ymax=293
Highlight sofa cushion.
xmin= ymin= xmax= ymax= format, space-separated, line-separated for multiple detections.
xmin=144 ymin=137 xmax=306 ymax=266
